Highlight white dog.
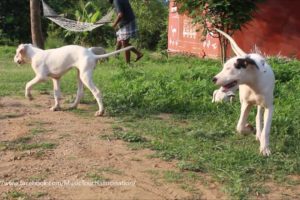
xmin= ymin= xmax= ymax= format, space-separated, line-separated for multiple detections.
xmin=14 ymin=44 xmax=133 ymax=116
xmin=212 ymin=87 xmax=236 ymax=103
xmin=212 ymin=29 xmax=275 ymax=156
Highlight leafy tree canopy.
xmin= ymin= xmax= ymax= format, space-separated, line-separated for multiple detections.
xmin=175 ymin=0 xmax=264 ymax=61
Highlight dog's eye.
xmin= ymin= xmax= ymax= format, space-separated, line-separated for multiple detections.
xmin=234 ymin=63 xmax=242 ymax=69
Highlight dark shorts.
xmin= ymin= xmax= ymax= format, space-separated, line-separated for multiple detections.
xmin=116 ymin=20 xmax=138 ymax=41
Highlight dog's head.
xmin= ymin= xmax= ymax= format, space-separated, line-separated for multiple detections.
xmin=212 ymin=56 xmax=260 ymax=92
xmin=14 ymin=44 xmax=31 ymax=65
xmin=212 ymin=28 xmax=264 ymax=92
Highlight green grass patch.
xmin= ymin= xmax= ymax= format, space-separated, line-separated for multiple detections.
xmin=33 ymin=192 xmax=48 ymax=199
xmin=2 ymin=190 xmax=31 ymax=200
xmin=114 ymin=131 xmax=147 ymax=143
xmin=86 ymin=172 xmax=110 ymax=182
xmin=0 ymin=136 xmax=56 ymax=151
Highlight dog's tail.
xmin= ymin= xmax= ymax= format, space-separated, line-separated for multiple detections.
xmin=93 ymin=46 xmax=134 ymax=61
xmin=215 ymin=28 xmax=246 ymax=57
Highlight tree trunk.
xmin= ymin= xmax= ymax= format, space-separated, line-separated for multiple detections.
xmin=30 ymin=0 xmax=44 ymax=49
xmin=218 ymin=35 xmax=225 ymax=65
xmin=218 ymin=34 xmax=229 ymax=65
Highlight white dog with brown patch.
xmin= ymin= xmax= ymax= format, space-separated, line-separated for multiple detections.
xmin=212 ymin=29 xmax=275 ymax=156
xmin=14 ymin=44 xmax=133 ymax=116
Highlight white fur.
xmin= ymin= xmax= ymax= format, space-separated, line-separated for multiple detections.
xmin=14 ymin=44 xmax=133 ymax=116
xmin=213 ymin=29 xmax=275 ymax=156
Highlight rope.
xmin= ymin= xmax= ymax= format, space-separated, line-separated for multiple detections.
xmin=41 ymin=0 xmax=113 ymax=32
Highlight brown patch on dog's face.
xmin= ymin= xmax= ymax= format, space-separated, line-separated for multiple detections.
xmin=235 ymin=57 xmax=259 ymax=70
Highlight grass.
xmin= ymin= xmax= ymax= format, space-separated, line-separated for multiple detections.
xmin=0 ymin=135 xmax=56 ymax=151
xmin=2 ymin=190 xmax=47 ymax=200
xmin=1 ymin=45 xmax=300 ymax=199
xmin=86 ymin=172 xmax=110 ymax=182
xmin=86 ymin=167 xmax=122 ymax=182
xmin=0 ymin=117 xmax=57 ymax=152
xmin=2 ymin=191 xmax=31 ymax=200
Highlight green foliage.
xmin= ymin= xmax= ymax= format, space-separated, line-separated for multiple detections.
xmin=130 ymin=0 xmax=169 ymax=49
xmin=45 ymin=0 xmax=114 ymax=46
xmin=175 ymin=0 xmax=264 ymax=33
xmin=114 ymin=131 xmax=147 ymax=143
xmin=62 ymin=0 xmax=114 ymax=46
xmin=0 ymin=135 xmax=56 ymax=151
xmin=3 ymin=191 xmax=31 ymax=200
xmin=102 ymin=57 xmax=219 ymax=115
xmin=174 ymin=0 xmax=265 ymax=62
xmin=0 ymin=0 xmax=168 ymax=49
xmin=45 ymin=0 xmax=169 ymax=48
xmin=0 ymin=0 xmax=31 ymax=45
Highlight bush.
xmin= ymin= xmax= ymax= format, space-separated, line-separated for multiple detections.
xmin=130 ymin=0 xmax=168 ymax=50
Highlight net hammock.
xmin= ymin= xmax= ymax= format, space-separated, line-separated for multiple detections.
xmin=41 ymin=0 xmax=113 ymax=32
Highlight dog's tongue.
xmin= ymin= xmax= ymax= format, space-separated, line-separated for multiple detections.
xmin=221 ymin=86 xmax=229 ymax=92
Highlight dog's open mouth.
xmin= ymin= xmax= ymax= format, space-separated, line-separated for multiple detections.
xmin=222 ymin=81 xmax=238 ymax=92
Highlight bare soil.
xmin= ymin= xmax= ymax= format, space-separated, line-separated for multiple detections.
xmin=0 ymin=95 xmax=227 ymax=200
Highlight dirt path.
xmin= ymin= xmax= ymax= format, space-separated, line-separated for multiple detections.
xmin=0 ymin=95 xmax=226 ymax=200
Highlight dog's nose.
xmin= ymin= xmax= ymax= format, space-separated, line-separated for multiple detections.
xmin=212 ymin=77 xmax=218 ymax=83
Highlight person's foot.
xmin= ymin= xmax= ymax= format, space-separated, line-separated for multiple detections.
xmin=135 ymin=53 xmax=143 ymax=62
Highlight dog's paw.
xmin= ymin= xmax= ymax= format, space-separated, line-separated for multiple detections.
xmin=25 ymin=94 xmax=34 ymax=101
xmin=260 ymin=146 xmax=271 ymax=156
xmin=50 ymin=106 xmax=61 ymax=112
xmin=237 ymin=123 xmax=255 ymax=135
xmin=95 ymin=110 xmax=104 ymax=117
xmin=69 ymin=104 xmax=78 ymax=110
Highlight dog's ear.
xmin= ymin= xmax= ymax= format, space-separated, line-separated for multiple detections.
xmin=235 ymin=57 xmax=259 ymax=69
xmin=18 ymin=44 xmax=26 ymax=54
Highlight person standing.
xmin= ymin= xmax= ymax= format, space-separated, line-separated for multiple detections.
xmin=109 ymin=0 xmax=143 ymax=64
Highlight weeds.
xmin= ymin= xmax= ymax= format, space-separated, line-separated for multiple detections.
xmin=0 ymin=136 xmax=56 ymax=151
xmin=2 ymin=191 xmax=31 ymax=200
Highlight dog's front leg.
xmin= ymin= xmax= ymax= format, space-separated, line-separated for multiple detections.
xmin=255 ymin=106 xmax=263 ymax=141
xmin=260 ymin=106 xmax=273 ymax=156
xmin=25 ymin=76 xmax=43 ymax=100
xmin=50 ymin=78 xmax=61 ymax=111
xmin=236 ymin=102 xmax=253 ymax=134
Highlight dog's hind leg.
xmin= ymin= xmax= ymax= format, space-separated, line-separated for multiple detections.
xmin=80 ymin=71 xmax=104 ymax=116
xmin=50 ymin=78 xmax=61 ymax=111
xmin=236 ymin=102 xmax=254 ymax=134
xmin=255 ymin=106 xmax=263 ymax=141
xmin=70 ymin=70 xmax=84 ymax=109
xmin=25 ymin=76 xmax=44 ymax=100
xmin=260 ymin=106 xmax=273 ymax=156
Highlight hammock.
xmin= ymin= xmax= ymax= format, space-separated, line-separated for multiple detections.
xmin=41 ymin=0 xmax=113 ymax=32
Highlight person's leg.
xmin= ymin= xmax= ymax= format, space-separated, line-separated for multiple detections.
xmin=131 ymin=46 xmax=143 ymax=62
xmin=121 ymin=39 xmax=131 ymax=63
xmin=133 ymin=48 xmax=143 ymax=62
xmin=114 ymin=40 xmax=122 ymax=58
xmin=115 ymin=40 xmax=122 ymax=51
xmin=124 ymin=40 xmax=143 ymax=62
